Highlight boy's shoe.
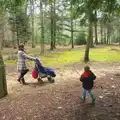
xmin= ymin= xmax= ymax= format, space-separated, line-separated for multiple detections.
xmin=92 ymin=98 xmax=95 ymax=104
xmin=82 ymin=96 xmax=86 ymax=102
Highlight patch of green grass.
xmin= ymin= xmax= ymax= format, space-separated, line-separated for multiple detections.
xmin=41 ymin=50 xmax=84 ymax=66
xmin=3 ymin=46 xmax=120 ymax=67
xmin=5 ymin=60 xmax=17 ymax=64
xmin=90 ymin=47 xmax=120 ymax=62
xmin=40 ymin=46 xmax=120 ymax=66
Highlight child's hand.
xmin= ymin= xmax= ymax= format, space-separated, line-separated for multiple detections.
xmin=93 ymin=83 xmax=96 ymax=89
xmin=33 ymin=58 xmax=37 ymax=61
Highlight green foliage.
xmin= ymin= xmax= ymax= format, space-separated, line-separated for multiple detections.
xmin=9 ymin=12 xmax=30 ymax=44
xmin=49 ymin=0 xmax=56 ymax=4
xmin=1 ymin=0 xmax=120 ymax=49
xmin=75 ymin=32 xmax=86 ymax=45
xmin=8 ymin=4 xmax=31 ymax=45
xmin=2 ymin=0 xmax=25 ymax=10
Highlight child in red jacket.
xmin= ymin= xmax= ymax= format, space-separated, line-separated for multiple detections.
xmin=80 ymin=66 xmax=96 ymax=104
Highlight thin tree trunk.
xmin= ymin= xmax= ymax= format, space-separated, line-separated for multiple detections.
xmin=40 ymin=0 xmax=44 ymax=54
xmin=53 ymin=22 xmax=56 ymax=49
xmin=118 ymin=30 xmax=120 ymax=45
xmin=75 ymin=20 xmax=77 ymax=38
xmin=24 ymin=1 xmax=29 ymax=45
xmin=30 ymin=0 xmax=35 ymax=48
xmin=16 ymin=26 xmax=19 ymax=46
xmin=119 ymin=34 xmax=120 ymax=45
xmin=60 ymin=12 xmax=64 ymax=45
xmin=100 ymin=22 xmax=103 ymax=44
xmin=106 ymin=27 xmax=109 ymax=44
xmin=109 ymin=36 xmax=111 ymax=45
xmin=107 ymin=26 xmax=111 ymax=45
xmin=50 ymin=3 xmax=54 ymax=50
xmin=84 ymin=21 xmax=92 ymax=62
xmin=2 ymin=26 xmax=4 ymax=49
xmin=53 ymin=1 xmax=56 ymax=49
xmin=0 ymin=22 xmax=4 ymax=50
xmin=0 ymin=10 xmax=5 ymax=50
xmin=71 ymin=21 xmax=74 ymax=48
xmin=13 ymin=5 xmax=17 ymax=48
xmin=12 ymin=32 xmax=16 ymax=48
xmin=12 ymin=19 xmax=17 ymax=48
xmin=103 ymin=27 xmax=106 ymax=44
xmin=106 ymin=13 xmax=111 ymax=45
xmin=94 ymin=10 xmax=98 ymax=45
xmin=71 ymin=2 xmax=74 ymax=48
xmin=1 ymin=17 xmax=5 ymax=49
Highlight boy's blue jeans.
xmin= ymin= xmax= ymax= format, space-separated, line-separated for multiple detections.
xmin=82 ymin=89 xmax=95 ymax=101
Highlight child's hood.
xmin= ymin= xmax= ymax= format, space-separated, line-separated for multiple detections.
xmin=82 ymin=71 xmax=93 ymax=78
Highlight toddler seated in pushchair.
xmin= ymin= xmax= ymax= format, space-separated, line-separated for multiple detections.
xmin=32 ymin=59 xmax=56 ymax=83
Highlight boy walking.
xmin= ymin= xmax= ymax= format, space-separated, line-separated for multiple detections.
xmin=80 ymin=66 xmax=96 ymax=104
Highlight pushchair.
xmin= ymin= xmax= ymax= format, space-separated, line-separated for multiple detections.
xmin=34 ymin=59 xmax=56 ymax=83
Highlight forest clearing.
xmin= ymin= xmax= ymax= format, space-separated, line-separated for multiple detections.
xmin=0 ymin=0 xmax=120 ymax=119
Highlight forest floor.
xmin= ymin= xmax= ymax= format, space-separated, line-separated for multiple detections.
xmin=0 ymin=61 xmax=120 ymax=120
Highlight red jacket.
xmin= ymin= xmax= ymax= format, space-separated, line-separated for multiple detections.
xmin=80 ymin=70 xmax=96 ymax=90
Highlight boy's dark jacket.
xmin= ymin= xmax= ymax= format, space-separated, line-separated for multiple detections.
xmin=80 ymin=70 xmax=96 ymax=90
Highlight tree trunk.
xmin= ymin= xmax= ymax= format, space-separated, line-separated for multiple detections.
xmin=60 ymin=12 xmax=64 ymax=45
xmin=107 ymin=27 xmax=110 ymax=45
xmin=1 ymin=18 xmax=5 ymax=50
xmin=50 ymin=3 xmax=54 ymax=50
xmin=106 ymin=30 xmax=108 ymax=44
xmin=53 ymin=1 xmax=56 ymax=49
xmin=100 ymin=22 xmax=103 ymax=44
xmin=71 ymin=2 xmax=74 ymax=49
xmin=84 ymin=21 xmax=92 ymax=62
xmin=12 ymin=6 xmax=17 ymax=48
xmin=109 ymin=36 xmax=111 ymax=45
xmin=0 ymin=10 xmax=5 ymax=50
xmin=118 ymin=30 xmax=120 ymax=45
xmin=103 ymin=28 xmax=106 ymax=44
xmin=12 ymin=32 xmax=16 ymax=49
xmin=0 ymin=22 xmax=4 ymax=50
xmin=53 ymin=22 xmax=56 ymax=49
xmin=106 ymin=28 xmax=109 ymax=44
xmin=16 ymin=26 xmax=19 ymax=46
xmin=40 ymin=0 xmax=45 ymax=54
xmin=89 ymin=23 xmax=94 ymax=48
xmin=30 ymin=0 xmax=35 ymax=48
xmin=24 ymin=1 xmax=29 ymax=45
xmin=0 ymin=54 xmax=8 ymax=98
xmin=94 ymin=11 xmax=98 ymax=45
xmin=71 ymin=21 xmax=74 ymax=48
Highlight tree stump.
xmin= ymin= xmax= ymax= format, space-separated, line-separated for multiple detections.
xmin=0 ymin=54 xmax=8 ymax=98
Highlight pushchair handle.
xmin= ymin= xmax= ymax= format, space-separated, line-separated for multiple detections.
xmin=35 ymin=58 xmax=42 ymax=66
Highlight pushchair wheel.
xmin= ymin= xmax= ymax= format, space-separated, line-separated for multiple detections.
xmin=38 ymin=78 xmax=44 ymax=84
xmin=48 ymin=77 xmax=54 ymax=83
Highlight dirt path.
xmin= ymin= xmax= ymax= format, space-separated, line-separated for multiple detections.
xmin=0 ymin=62 xmax=120 ymax=120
